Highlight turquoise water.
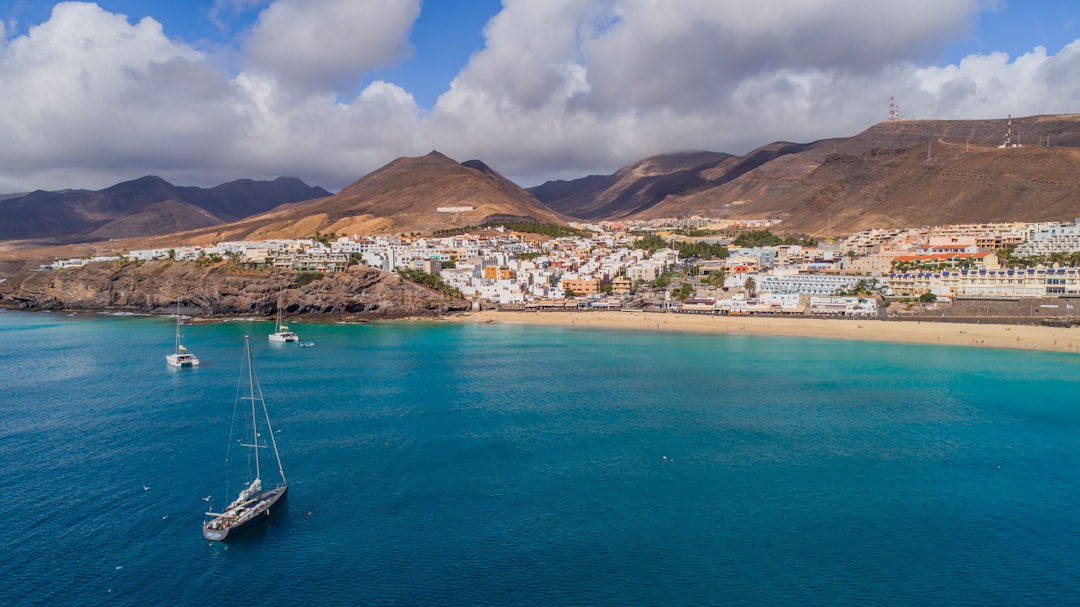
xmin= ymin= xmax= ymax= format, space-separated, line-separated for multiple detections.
xmin=3 ymin=310 xmax=1080 ymax=606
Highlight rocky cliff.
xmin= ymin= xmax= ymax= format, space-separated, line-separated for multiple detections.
xmin=0 ymin=261 xmax=470 ymax=319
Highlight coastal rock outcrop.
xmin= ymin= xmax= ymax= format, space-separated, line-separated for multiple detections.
xmin=0 ymin=260 xmax=470 ymax=319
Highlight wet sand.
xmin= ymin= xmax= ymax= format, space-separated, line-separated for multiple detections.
xmin=450 ymin=310 xmax=1078 ymax=354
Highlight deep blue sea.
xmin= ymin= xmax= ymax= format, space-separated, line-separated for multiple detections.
xmin=3 ymin=310 xmax=1080 ymax=606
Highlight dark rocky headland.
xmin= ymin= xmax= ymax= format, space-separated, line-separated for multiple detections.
xmin=0 ymin=260 xmax=470 ymax=319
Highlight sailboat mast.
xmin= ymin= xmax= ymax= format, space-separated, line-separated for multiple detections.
xmin=258 ymin=372 xmax=288 ymax=486
xmin=246 ymin=335 xmax=261 ymax=480
xmin=277 ymin=289 xmax=284 ymax=332
xmin=175 ymin=300 xmax=181 ymax=354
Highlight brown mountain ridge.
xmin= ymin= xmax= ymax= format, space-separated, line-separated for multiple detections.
xmin=0 ymin=151 xmax=567 ymax=270
xmin=6 ymin=115 xmax=1080 ymax=269
xmin=0 ymin=175 xmax=331 ymax=244
xmin=247 ymin=150 xmax=567 ymax=238
xmin=136 ymin=150 xmax=569 ymax=245
xmin=530 ymin=113 xmax=1080 ymax=235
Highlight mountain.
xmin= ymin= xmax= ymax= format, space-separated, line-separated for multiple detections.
xmin=203 ymin=151 xmax=567 ymax=241
xmin=8 ymin=114 xmax=1080 ymax=252
xmin=0 ymin=152 xmax=566 ymax=266
xmin=763 ymin=143 xmax=1080 ymax=235
xmin=207 ymin=177 xmax=334 ymax=221
xmin=528 ymin=151 xmax=736 ymax=220
xmin=529 ymin=114 xmax=1080 ymax=235
xmin=0 ymin=175 xmax=330 ymax=244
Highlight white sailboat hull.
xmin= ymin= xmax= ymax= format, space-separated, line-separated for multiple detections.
xmin=165 ymin=353 xmax=200 ymax=367
xmin=268 ymin=331 xmax=299 ymax=343
xmin=270 ymin=292 xmax=299 ymax=342
xmin=168 ymin=303 xmax=198 ymax=367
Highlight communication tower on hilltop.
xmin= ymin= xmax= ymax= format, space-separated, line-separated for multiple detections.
xmin=888 ymin=97 xmax=902 ymax=122
xmin=999 ymin=115 xmax=1014 ymax=148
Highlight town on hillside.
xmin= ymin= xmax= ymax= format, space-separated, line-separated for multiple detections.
xmin=39 ymin=216 xmax=1080 ymax=320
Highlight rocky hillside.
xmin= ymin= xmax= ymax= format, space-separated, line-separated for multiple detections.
xmin=770 ymin=144 xmax=1080 ymax=235
xmin=528 ymin=151 xmax=736 ymax=219
xmin=529 ymin=114 xmax=1080 ymax=234
xmin=25 ymin=151 xmax=572 ymax=255
xmin=649 ymin=140 xmax=1080 ymax=234
xmin=0 ymin=261 xmax=470 ymax=319
xmin=225 ymin=151 xmax=568 ymax=239
xmin=0 ymin=175 xmax=330 ymax=244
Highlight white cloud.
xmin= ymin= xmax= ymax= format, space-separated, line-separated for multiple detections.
xmin=0 ymin=2 xmax=246 ymax=189
xmin=910 ymin=43 xmax=1080 ymax=119
xmin=0 ymin=0 xmax=1077 ymax=195
xmin=422 ymin=0 xmax=1065 ymax=185
xmin=0 ymin=1 xmax=426 ymax=192
xmin=241 ymin=0 xmax=420 ymax=93
xmin=580 ymin=0 xmax=982 ymax=111
xmin=226 ymin=73 xmax=425 ymax=187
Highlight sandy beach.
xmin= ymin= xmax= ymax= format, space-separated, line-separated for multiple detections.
xmin=452 ymin=310 xmax=1080 ymax=354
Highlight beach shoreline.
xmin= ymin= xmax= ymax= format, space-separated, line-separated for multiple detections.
xmin=445 ymin=310 xmax=1080 ymax=354
xmin=7 ymin=306 xmax=1075 ymax=353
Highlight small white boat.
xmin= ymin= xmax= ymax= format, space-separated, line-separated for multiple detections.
xmin=269 ymin=291 xmax=299 ymax=343
xmin=166 ymin=301 xmax=199 ymax=368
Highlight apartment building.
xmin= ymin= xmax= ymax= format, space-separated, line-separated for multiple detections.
xmin=559 ymin=275 xmax=602 ymax=296
xmin=756 ymin=272 xmax=866 ymax=296
xmin=887 ymin=267 xmax=1080 ymax=298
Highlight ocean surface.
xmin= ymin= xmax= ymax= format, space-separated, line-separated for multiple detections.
xmin=3 ymin=309 xmax=1080 ymax=606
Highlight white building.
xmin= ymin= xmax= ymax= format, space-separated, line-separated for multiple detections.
xmin=808 ymin=296 xmax=877 ymax=316
xmin=1014 ymin=219 xmax=1080 ymax=256
xmin=756 ymin=272 xmax=866 ymax=296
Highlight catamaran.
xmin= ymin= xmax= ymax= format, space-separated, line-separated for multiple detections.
xmin=165 ymin=301 xmax=199 ymax=368
xmin=268 ymin=291 xmax=299 ymax=343
xmin=203 ymin=336 xmax=288 ymax=541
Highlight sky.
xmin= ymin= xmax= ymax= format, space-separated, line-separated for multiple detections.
xmin=0 ymin=0 xmax=1078 ymax=194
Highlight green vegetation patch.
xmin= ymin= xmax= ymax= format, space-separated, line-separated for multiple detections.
xmin=485 ymin=221 xmax=592 ymax=238
xmin=431 ymin=226 xmax=472 ymax=237
xmin=397 ymin=268 xmax=464 ymax=299
xmin=295 ymin=272 xmax=325 ymax=287
xmin=194 ymin=253 xmax=223 ymax=268
xmin=633 ymin=235 xmax=729 ymax=260
xmin=731 ymin=230 xmax=812 ymax=248
xmin=433 ymin=222 xmax=589 ymax=239
xmin=671 ymin=283 xmax=695 ymax=301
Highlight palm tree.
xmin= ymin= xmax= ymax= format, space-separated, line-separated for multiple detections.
xmin=671 ymin=283 xmax=695 ymax=302
xmin=743 ymin=276 xmax=756 ymax=298
xmin=706 ymin=267 xmax=727 ymax=289
xmin=996 ymin=247 xmax=1021 ymax=268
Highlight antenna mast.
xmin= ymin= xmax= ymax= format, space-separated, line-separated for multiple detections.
xmin=888 ymin=97 xmax=901 ymax=122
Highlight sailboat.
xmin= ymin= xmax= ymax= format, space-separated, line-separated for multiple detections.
xmin=268 ymin=291 xmax=299 ymax=343
xmin=165 ymin=301 xmax=199 ymax=368
xmin=203 ymin=336 xmax=288 ymax=541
